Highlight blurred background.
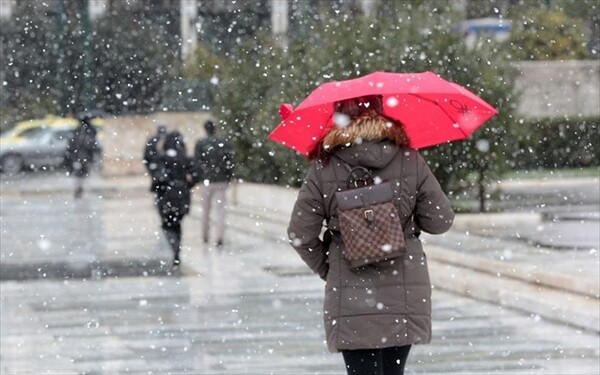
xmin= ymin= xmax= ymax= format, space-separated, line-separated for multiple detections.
xmin=0 ymin=0 xmax=597 ymax=194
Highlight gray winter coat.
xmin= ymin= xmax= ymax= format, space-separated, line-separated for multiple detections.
xmin=287 ymin=140 xmax=454 ymax=352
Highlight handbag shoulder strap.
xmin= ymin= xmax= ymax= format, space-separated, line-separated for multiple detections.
xmin=327 ymin=150 xmax=406 ymax=231
xmin=331 ymin=155 xmax=375 ymax=189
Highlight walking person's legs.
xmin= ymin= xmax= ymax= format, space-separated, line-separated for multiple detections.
xmin=162 ymin=216 xmax=182 ymax=267
xmin=342 ymin=349 xmax=383 ymax=375
xmin=74 ymin=176 xmax=84 ymax=198
xmin=342 ymin=346 xmax=410 ymax=375
xmin=200 ymin=185 xmax=213 ymax=243
xmin=381 ymin=345 xmax=411 ymax=375
xmin=213 ymin=183 xmax=228 ymax=246
xmin=73 ymin=161 xmax=90 ymax=199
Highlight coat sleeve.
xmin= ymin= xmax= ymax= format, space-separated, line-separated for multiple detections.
xmin=186 ymin=157 xmax=197 ymax=189
xmin=143 ymin=137 xmax=160 ymax=171
xmin=224 ymin=142 xmax=235 ymax=181
xmin=287 ymin=164 xmax=328 ymax=280
xmin=414 ymin=153 xmax=455 ymax=234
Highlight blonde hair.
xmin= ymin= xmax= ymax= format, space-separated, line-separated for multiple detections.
xmin=321 ymin=111 xmax=409 ymax=152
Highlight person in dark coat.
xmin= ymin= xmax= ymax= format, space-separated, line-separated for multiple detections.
xmin=193 ymin=120 xmax=234 ymax=246
xmin=143 ymin=124 xmax=167 ymax=189
xmin=287 ymin=96 xmax=455 ymax=375
xmin=65 ymin=114 xmax=99 ymax=198
xmin=144 ymin=131 xmax=195 ymax=268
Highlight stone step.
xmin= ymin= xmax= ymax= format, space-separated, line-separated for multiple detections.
xmin=221 ymin=205 xmax=600 ymax=334
xmin=425 ymin=245 xmax=599 ymax=298
xmin=428 ymin=259 xmax=599 ymax=333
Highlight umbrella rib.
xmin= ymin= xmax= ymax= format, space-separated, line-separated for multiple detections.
xmin=408 ymin=93 xmax=470 ymax=138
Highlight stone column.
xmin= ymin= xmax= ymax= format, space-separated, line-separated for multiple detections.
xmin=0 ymin=0 xmax=16 ymax=20
xmin=181 ymin=0 xmax=198 ymax=60
xmin=271 ymin=0 xmax=288 ymax=49
xmin=89 ymin=0 xmax=108 ymax=20
xmin=360 ymin=0 xmax=376 ymax=17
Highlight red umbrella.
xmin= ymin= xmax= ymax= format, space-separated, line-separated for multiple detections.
xmin=268 ymin=71 xmax=497 ymax=155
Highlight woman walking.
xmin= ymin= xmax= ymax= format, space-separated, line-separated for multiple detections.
xmin=144 ymin=131 xmax=195 ymax=269
xmin=287 ymin=95 xmax=455 ymax=374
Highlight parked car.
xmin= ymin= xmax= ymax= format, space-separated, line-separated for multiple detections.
xmin=0 ymin=125 xmax=102 ymax=174
xmin=1 ymin=115 xmax=104 ymax=143
xmin=0 ymin=116 xmax=53 ymax=141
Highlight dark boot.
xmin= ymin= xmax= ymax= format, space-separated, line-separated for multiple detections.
xmin=164 ymin=229 xmax=182 ymax=269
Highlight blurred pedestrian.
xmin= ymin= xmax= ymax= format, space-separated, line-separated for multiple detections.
xmin=65 ymin=113 xmax=99 ymax=198
xmin=193 ymin=120 xmax=234 ymax=246
xmin=143 ymin=124 xmax=167 ymax=189
xmin=144 ymin=130 xmax=195 ymax=269
xmin=287 ymin=96 xmax=455 ymax=375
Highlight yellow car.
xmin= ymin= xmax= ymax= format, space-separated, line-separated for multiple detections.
xmin=1 ymin=115 xmax=104 ymax=143
xmin=0 ymin=116 xmax=104 ymax=174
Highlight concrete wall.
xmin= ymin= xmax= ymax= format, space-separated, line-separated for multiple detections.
xmin=514 ymin=60 xmax=600 ymax=118
xmin=102 ymin=112 xmax=212 ymax=176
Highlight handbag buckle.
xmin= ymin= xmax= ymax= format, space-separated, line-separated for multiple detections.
xmin=364 ymin=209 xmax=374 ymax=224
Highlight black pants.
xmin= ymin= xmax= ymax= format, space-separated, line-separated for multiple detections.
xmin=157 ymin=209 xmax=183 ymax=262
xmin=155 ymin=192 xmax=185 ymax=261
xmin=342 ymin=345 xmax=411 ymax=375
xmin=163 ymin=225 xmax=181 ymax=252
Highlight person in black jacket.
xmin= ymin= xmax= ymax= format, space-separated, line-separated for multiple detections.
xmin=143 ymin=124 xmax=167 ymax=190
xmin=144 ymin=131 xmax=195 ymax=268
xmin=193 ymin=120 xmax=234 ymax=246
xmin=65 ymin=114 xmax=99 ymax=198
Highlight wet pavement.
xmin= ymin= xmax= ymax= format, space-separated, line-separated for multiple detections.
xmin=2 ymin=265 xmax=599 ymax=374
xmin=1 ymin=188 xmax=599 ymax=374
xmin=0 ymin=193 xmax=172 ymax=280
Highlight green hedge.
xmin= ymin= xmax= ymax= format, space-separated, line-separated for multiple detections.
xmin=511 ymin=116 xmax=599 ymax=170
xmin=160 ymin=79 xmax=215 ymax=112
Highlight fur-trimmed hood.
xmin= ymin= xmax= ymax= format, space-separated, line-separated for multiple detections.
xmin=321 ymin=111 xmax=409 ymax=153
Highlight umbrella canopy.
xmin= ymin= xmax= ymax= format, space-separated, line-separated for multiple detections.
xmin=268 ymin=71 xmax=497 ymax=155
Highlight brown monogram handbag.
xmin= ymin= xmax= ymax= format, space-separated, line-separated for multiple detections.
xmin=334 ymin=161 xmax=407 ymax=269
